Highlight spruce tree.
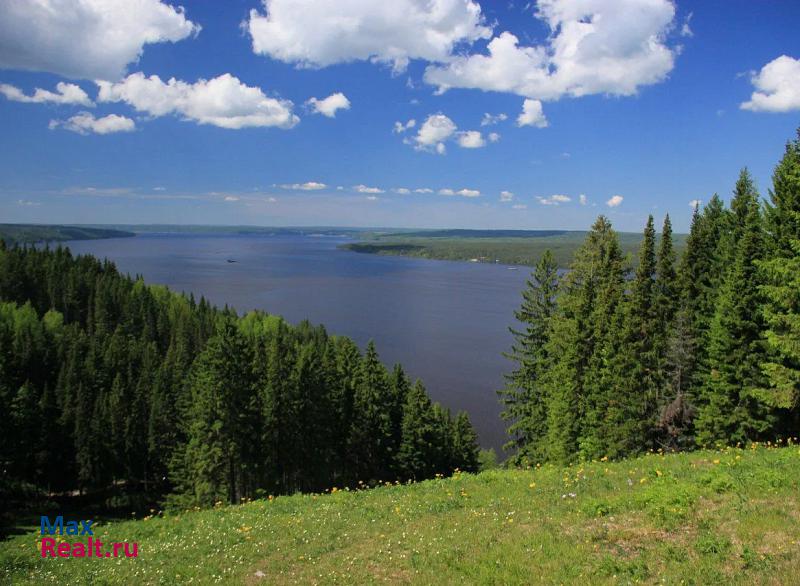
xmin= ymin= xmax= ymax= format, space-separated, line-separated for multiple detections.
xmin=499 ymin=249 xmax=558 ymax=464
xmin=696 ymin=180 xmax=772 ymax=446
xmin=758 ymin=130 xmax=800 ymax=429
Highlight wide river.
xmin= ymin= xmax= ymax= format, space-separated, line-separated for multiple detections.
xmin=67 ymin=234 xmax=532 ymax=452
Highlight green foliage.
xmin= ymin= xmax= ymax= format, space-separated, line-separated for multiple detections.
xmin=0 ymin=244 xmax=478 ymax=514
xmin=499 ymin=249 xmax=559 ymax=464
xmin=504 ymin=129 xmax=800 ymax=463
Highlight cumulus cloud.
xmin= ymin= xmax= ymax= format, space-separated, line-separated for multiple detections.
xmin=439 ymin=188 xmax=480 ymax=197
xmin=740 ymin=55 xmax=800 ymax=113
xmin=481 ymin=112 xmax=507 ymax=126
xmin=365 ymin=195 xmax=378 ymax=201
xmin=409 ymin=113 xmax=491 ymax=153
xmin=579 ymin=194 xmax=588 ymax=205
xmin=280 ymin=181 xmax=327 ymax=190
xmin=517 ymin=98 xmax=548 ymax=127
xmin=689 ymin=199 xmax=701 ymax=209
xmin=306 ymin=92 xmax=350 ymax=117
xmin=0 ymin=82 xmax=94 ymax=106
xmin=246 ymin=0 xmax=490 ymax=72
xmin=96 ymin=72 xmax=298 ymax=129
xmin=393 ymin=188 xmax=411 ymax=194
xmin=414 ymin=188 xmax=433 ymax=193
xmin=512 ymin=203 xmax=528 ymax=210
xmin=224 ymin=195 xmax=240 ymax=202
xmin=606 ymin=194 xmax=624 ymax=207
xmin=393 ymin=119 xmax=416 ymax=133
xmin=456 ymin=130 xmax=486 ymax=148
xmin=0 ymin=0 xmax=199 ymax=80
xmin=424 ymin=0 xmax=676 ymax=101
xmin=354 ymin=184 xmax=385 ymax=194
xmin=537 ymin=194 xmax=571 ymax=205
xmin=49 ymin=112 xmax=135 ymax=135
xmin=500 ymin=190 xmax=514 ymax=202
xmin=412 ymin=113 xmax=457 ymax=153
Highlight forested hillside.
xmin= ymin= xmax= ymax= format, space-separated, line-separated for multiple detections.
xmin=0 ymin=244 xmax=478 ymax=524
xmin=0 ymin=224 xmax=134 ymax=246
xmin=502 ymin=130 xmax=800 ymax=464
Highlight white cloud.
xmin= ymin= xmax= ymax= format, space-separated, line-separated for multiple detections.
xmin=0 ymin=0 xmax=199 ymax=80
xmin=393 ymin=119 xmax=416 ymax=133
xmin=440 ymin=188 xmax=480 ymax=197
xmin=280 ymin=181 xmax=327 ymax=190
xmin=393 ymin=188 xmax=411 ymax=194
xmin=354 ymin=184 xmax=385 ymax=194
xmin=224 ymin=195 xmax=240 ymax=202
xmin=414 ymin=188 xmax=433 ymax=194
xmin=97 ymin=72 xmax=299 ymax=129
xmin=0 ymin=82 xmax=94 ymax=106
xmin=306 ymin=92 xmax=350 ymax=117
xmin=153 ymin=186 xmax=166 ymax=191
xmin=457 ymin=130 xmax=486 ymax=148
xmin=606 ymin=194 xmax=624 ymax=207
xmin=413 ymin=113 xmax=457 ymax=153
xmin=17 ymin=199 xmax=41 ymax=206
xmin=740 ymin=55 xmax=800 ymax=113
xmin=424 ymin=0 xmax=676 ymax=101
xmin=517 ymin=98 xmax=548 ymax=127
xmin=481 ymin=112 xmax=507 ymax=126
xmin=680 ymin=11 xmax=693 ymax=37
xmin=49 ymin=112 xmax=135 ymax=135
xmin=488 ymin=132 xmax=501 ymax=143
xmin=512 ymin=203 xmax=528 ymax=210
xmin=579 ymin=194 xmax=588 ymax=205
xmin=537 ymin=194 xmax=571 ymax=205
xmin=246 ymin=0 xmax=490 ymax=72
xmin=500 ymin=190 xmax=514 ymax=202
xmin=365 ymin=195 xmax=378 ymax=201
xmin=689 ymin=199 xmax=701 ymax=209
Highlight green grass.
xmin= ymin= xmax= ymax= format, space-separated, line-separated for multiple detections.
xmin=342 ymin=231 xmax=687 ymax=268
xmin=2 ymin=444 xmax=799 ymax=584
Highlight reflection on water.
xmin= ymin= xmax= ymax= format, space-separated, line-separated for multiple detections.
xmin=67 ymin=233 xmax=531 ymax=452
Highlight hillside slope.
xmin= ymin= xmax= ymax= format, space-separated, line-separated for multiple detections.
xmin=2 ymin=444 xmax=799 ymax=584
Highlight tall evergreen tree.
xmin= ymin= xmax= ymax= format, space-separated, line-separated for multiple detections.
xmin=696 ymin=175 xmax=772 ymax=446
xmin=758 ymin=130 xmax=800 ymax=431
xmin=499 ymin=250 xmax=558 ymax=464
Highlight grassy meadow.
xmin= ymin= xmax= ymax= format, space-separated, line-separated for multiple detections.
xmin=2 ymin=443 xmax=798 ymax=585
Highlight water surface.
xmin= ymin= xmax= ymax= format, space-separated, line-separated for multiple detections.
xmin=67 ymin=234 xmax=531 ymax=452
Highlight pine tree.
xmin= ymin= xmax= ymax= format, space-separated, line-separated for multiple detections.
xmin=696 ymin=178 xmax=772 ymax=446
xmin=396 ymin=380 xmax=439 ymax=480
xmin=499 ymin=250 xmax=558 ymax=464
xmin=348 ymin=342 xmax=394 ymax=483
xmin=542 ymin=216 xmax=625 ymax=462
xmin=594 ymin=216 xmax=658 ymax=458
xmin=181 ymin=321 xmax=255 ymax=506
xmin=451 ymin=411 xmax=479 ymax=472
xmin=758 ymin=130 xmax=800 ymax=430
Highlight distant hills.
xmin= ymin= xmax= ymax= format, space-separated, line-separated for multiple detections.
xmin=0 ymin=224 xmax=135 ymax=245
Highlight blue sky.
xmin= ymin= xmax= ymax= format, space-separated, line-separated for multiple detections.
xmin=0 ymin=0 xmax=798 ymax=232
